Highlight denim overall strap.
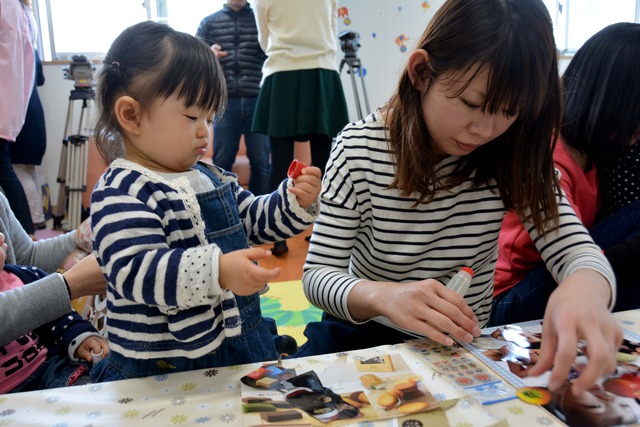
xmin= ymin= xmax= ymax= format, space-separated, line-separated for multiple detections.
xmin=192 ymin=163 xmax=249 ymax=253
xmin=192 ymin=163 xmax=277 ymax=366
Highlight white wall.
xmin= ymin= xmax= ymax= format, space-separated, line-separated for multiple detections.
xmin=38 ymin=0 xmax=573 ymax=203
xmin=335 ymin=0 xmax=446 ymax=120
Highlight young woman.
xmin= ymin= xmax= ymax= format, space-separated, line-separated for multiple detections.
xmin=297 ymin=0 xmax=621 ymax=395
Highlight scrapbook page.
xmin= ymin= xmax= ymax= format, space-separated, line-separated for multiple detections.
xmin=406 ymin=339 xmax=518 ymax=406
xmin=239 ymin=353 xmax=450 ymax=426
xmin=463 ymin=320 xmax=640 ymax=427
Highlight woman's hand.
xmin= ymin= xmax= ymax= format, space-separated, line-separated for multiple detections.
xmin=349 ymin=278 xmax=481 ymax=346
xmin=63 ymin=254 xmax=107 ymax=300
xmin=527 ymin=269 xmax=622 ymax=395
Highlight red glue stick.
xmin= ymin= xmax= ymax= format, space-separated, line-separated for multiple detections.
xmin=287 ymin=159 xmax=307 ymax=179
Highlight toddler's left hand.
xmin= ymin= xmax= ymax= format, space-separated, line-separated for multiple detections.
xmin=289 ymin=166 xmax=322 ymax=209
xmin=76 ymin=335 xmax=110 ymax=363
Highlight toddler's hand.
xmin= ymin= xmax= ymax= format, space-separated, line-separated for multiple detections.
xmin=75 ymin=335 xmax=109 ymax=362
xmin=219 ymin=247 xmax=281 ymax=296
xmin=289 ymin=166 xmax=322 ymax=209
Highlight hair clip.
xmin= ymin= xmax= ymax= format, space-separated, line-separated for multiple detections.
xmin=109 ymin=61 xmax=120 ymax=71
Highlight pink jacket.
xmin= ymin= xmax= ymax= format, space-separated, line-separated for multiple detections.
xmin=494 ymin=139 xmax=599 ymax=296
xmin=0 ymin=0 xmax=36 ymax=141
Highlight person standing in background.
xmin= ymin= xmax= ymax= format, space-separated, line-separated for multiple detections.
xmin=196 ymin=0 xmax=271 ymax=196
xmin=11 ymin=49 xmax=48 ymax=230
xmin=0 ymin=0 xmax=37 ymax=235
xmin=252 ymin=0 xmax=349 ymax=256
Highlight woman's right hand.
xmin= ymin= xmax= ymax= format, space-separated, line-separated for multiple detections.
xmin=349 ymin=278 xmax=481 ymax=346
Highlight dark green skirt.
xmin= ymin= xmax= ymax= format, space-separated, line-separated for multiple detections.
xmin=252 ymin=68 xmax=349 ymax=139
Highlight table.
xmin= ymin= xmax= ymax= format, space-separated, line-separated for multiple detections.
xmin=2 ymin=311 xmax=639 ymax=427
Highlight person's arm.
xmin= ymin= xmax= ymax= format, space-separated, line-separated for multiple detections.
xmin=229 ymin=166 xmax=319 ymax=245
xmin=0 ymin=255 xmax=106 ymax=346
xmin=0 ymin=273 xmax=70 ymax=346
xmin=527 ymin=193 xmax=620 ymax=394
xmin=253 ymin=0 xmax=270 ymax=52
xmin=532 ymin=193 xmax=616 ymax=307
xmin=0 ymin=192 xmax=77 ymax=272
xmin=91 ymin=173 xmax=229 ymax=311
xmin=195 ymin=17 xmax=211 ymax=44
xmin=34 ymin=303 xmax=104 ymax=362
xmin=62 ymin=254 xmax=106 ymax=300
xmin=331 ymin=0 xmax=338 ymax=41
xmin=301 ymin=132 xmax=479 ymax=346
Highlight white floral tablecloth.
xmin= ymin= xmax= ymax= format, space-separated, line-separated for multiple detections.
xmin=2 ymin=310 xmax=637 ymax=427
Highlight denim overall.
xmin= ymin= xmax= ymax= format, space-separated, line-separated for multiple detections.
xmin=92 ymin=165 xmax=278 ymax=381
xmin=190 ymin=164 xmax=278 ymax=367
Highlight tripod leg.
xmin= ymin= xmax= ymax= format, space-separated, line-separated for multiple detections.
xmin=359 ymin=71 xmax=371 ymax=115
xmin=347 ymin=62 xmax=364 ymax=120
xmin=67 ymin=100 xmax=91 ymax=230
xmin=54 ymin=100 xmax=74 ymax=229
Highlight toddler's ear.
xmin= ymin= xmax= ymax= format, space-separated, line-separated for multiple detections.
xmin=114 ymin=96 xmax=142 ymax=135
xmin=407 ymin=49 xmax=431 ymax=91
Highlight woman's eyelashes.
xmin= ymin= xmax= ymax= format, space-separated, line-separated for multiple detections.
xmin=461 ymin=98 xmax=481 ymax=110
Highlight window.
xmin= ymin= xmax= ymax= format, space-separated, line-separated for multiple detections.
xmin=33 ymin=0 xmax=640 ymax=61
xmin=35 ymin=0 xmax=226 ymax=61
xmin=551 ymin=0 xmax=639 ymax=54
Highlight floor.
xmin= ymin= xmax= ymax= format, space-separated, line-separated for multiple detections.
xmin=259 ymin=226 xmax=312 ymax=283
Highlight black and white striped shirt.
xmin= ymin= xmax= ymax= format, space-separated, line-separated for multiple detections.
xmin=303 ymin=112 xmax=615 ymax=328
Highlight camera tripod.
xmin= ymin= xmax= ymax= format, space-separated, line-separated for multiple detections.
xmin=339 ymin=52 xmax=371 ymax=120
xmin=53 ymin=87 xmax=94 ymax=231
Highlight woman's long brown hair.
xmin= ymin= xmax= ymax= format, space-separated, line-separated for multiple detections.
xmin=386 ymin=0 xmax=562 ymax=235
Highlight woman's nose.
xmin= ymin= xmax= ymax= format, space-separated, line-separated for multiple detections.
xmin=468 ymin=114 xmax=495 ymax=139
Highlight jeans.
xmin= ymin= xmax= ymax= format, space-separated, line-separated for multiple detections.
xmin=10 ymin=352 xmax=92 ymax=393
xmin=213 ymin=96 xmax=271 ymax=195
xmin=294 ymin=312 xmax=416 ymax=358
xmin=0 ymin=140 xmax=34 ymax=234
xmin=490 ymin=200 xmax=640 ymax=326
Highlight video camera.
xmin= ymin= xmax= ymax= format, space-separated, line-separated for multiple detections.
xmin=339 ymin=30 xmax=361 ymax=58
xmin=63 ymin=55 xmax=96 ymax=89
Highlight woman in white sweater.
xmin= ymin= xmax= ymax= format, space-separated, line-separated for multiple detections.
xmin=252 ymin=0 xmax=349 ymax=255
